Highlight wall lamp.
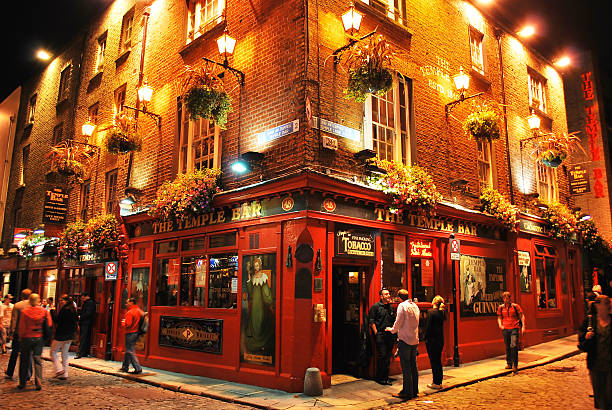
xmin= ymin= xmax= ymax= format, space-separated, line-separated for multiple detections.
xmin=445 ymin=67 xmax=484 ymax=117
xmin=231 ymin=151 xmax=264 ymax=175
xmin=332 ymin=4 xmax=376 ymax=64
xmin=82 ymin=120 xmax=96 ymax=138
xmin=123 ymin=80 xmax=162 ymax=129
xmin=527 ymin=111 xmax=541 ymax=134
xmin=202 ymin=28 xmax=245 ymax=86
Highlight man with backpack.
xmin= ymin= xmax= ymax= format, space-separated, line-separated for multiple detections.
xmin=120 ymin=297 xmax=144 ymax=374
xmin=497 ymin=291 xmax=525 ymax=374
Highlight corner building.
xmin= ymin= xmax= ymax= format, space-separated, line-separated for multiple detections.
xmin=7 ymin=0 xmax=586 ymax=392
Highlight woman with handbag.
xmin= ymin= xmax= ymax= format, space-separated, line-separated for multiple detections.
xmin=579 ymin=294 xmax=612 ymax=409
xmin=50 ymin=294 xmax=78 ymax=380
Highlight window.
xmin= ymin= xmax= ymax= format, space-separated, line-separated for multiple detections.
xmin=536 ymin=162 xmax=557 ymax=203
xmin=469 ymin=27 xmax=484 ymax=74
xmin=105 ymin=169 xmax=118 ymax=213
xmin=58 ymin=66 xmax=71 ymax=101
xmin=364 ymin=75 xmax=412 ymax=164
xmin=528 ymin=71 xmax=547 ymax=113
xmin=208 ymin=255 xmax=238 ymax=308
xmin=131 ymin=267 xmax=150 ymax=311
xmin=52 ymin=123 xmax=64 ymax=146
xmin=381 ymin=233 xmax=406 ymax=301
xmin=179 ymin=102 xmax=221 ymax=172
xmin=27 ymin=94 xmax=37 ymax=123
xmin=88 ymin=103 xmax=99 ymax=125
xmin=361 ymin=0 xmax=407 ymax=27
xmin=186 ymin=0 xmax=225 ymax=43
xmin=20 ymin=145 xmax=30 ymax=185
xmin=120 ymin=10 xmax=134 ymax=53
xmin=96 ymin=33 xmax=107 ymax=72
xmin=80 ymin=179 xmax=91 ymax=221
xmin=535 ymin=245 xmax=557 ymax=309
xmin=477 ymin=139 xmax=493 ymax=192
xmin=114 ymin=84 xmax=127 ymax=114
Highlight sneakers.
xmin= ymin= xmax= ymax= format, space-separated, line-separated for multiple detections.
xmin=129 ymin=369 xmax=143 ymax=375
xmin=505 ymin=364 xmax=512 ymax=369
xmin=118 ymin=368 xmax=129 ymax=373
xmin=427 ymin=383 xmax=442 ymax=390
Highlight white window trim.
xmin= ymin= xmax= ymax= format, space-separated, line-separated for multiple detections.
xmin=477 ymin=140 xmax=493 ymax=192
xmin=360 ymin=0 xmax=407 ymax=26
xmin=469 ymin=27 xmax=484 ymax=75
xmin=536 ymin=163 xmax=557 ymax=203
xmin=179 ymin=105 xmax=222 ymax=173
xmin=96 ymin=36 xmax=106 ymax=73
xmin=528 ymin=72 xmax=547 ymax=113
xmin=186 ymin=0 xmax=225 ymax=44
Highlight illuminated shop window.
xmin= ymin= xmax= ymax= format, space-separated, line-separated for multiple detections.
xmin=208 ymin=254 xmax=238 ymax=308
xmin=119 ymin=9 xmax=134 ymax=53
xmin=381 ymin=233 xmax=406 ymax=301
xmin=528 ymin=70 xmax=547 ymax=113
xmin=186 ymin=0 xmax=225 ymax=44
xmin=364 ymin=75 xmax=412 ymax=164
xmin=179 ymin=102 xmax=221 ymax=172
xmin=535 ymin=245 xmax=557 ymax=309
xmin=410 ymin=240 xmax=434 ymax=303
xmin=536 ymin=162 xmax=557 ymax=203
xmin=477 ymin=139 xmax=493 ymax=192
xmin=360 ymin=0 xmax=407 ymax=27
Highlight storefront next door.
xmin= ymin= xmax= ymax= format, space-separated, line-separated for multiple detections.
xmin=332 ymin=265 xmax=370 ymax=377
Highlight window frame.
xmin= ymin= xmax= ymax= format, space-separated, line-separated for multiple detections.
xmin=536 ymin=161 xmax=557 ymax=203
xmin=20 ymin=145 xmax=30 ymax=186
xmin=360 ymin=0 xmax=407 ymax=27
xmin=27 ymin=94 xmax=37 ymax=124
xmin=477 ymin=139 xmax=493 ymax=192
xmin=105 ymin=169 xmax=118 ymax=214
xmin=58 ymin=65 xmax=71 ymax=101
xmin=96 ymin=33 xmax=107 ymax=73
xmin=469 ymin=26 xmax=485 ymax=75
xmin=528 ymin=70 xmax=547 ymax=113
xmin=534 ymin=245 xmax=559 ymax=310
xmin=88 ymin=103 xmax=99 ymax=125
xmin=119 ymin=9 xmax=135 ymax=53
xmin=80 ymin=179 xmax=91 ymax=221
xmin=178 ymin=100 xmax=222 ymax=173
xmin=186 ymin=0 xmax=225 ymax=44
xmin=114 ymin=84 xmax=127 ymax=115
xmin=52 ymin=123 xmax=64 ymax=146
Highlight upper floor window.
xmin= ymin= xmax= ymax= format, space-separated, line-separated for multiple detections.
xmin=469 ymin=27 xmax=484 ymax=75
xmin=88 ymin=103 xmax=99 ymax=125
xmin=178 ymin=102 xmax=221 ymax=172
xmin=364 ymin=75 xmax=412 ymax=164
xmin=360 ymin=0 xmax=407 ymax=26
xmin=528 ymin=70 xmax=547 ymax=113
xmin=27 ymin=94 xmax=37 ymax=124
xmin=58 ymin=66 xmax=71 ymax=101
xmin=20 ymin=145 xmax=30 ymax=186
xmin=96 ymin=33 xmax=107 ymax=72
xmin=105 ymin=169 xmax=118 ymax=214
xmin=186 ymin=0 xmax=225 ymax=43
xmin=477 ymin=140 xmax=493 ymax=192
xmin=120 ymin=9 xmax=134 ymax=53
xmin=52 ymin=123 xmax=64 ymax=146
xmin=536 ymin=162 xmax=557 ymax=203
xmin=80 ymin=179 xmax=91 ymax=221
xmin=114 ymin=84 xmax=127 ymax=114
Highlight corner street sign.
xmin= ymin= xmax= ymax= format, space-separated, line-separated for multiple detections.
xmin=105 ymin=261 xmax=118 ymax=281
xmin=450 ymin=238 xmax=461 ymax=260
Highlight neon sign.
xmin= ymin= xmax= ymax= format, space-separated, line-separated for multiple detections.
xmin=581 ymin=71 xmax=605 ymax=198
xmin=410 ymin=240 xmax=433 ymax=257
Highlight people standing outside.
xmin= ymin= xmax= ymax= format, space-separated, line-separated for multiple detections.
xmin=424 ymin=295 xmax=446 ymax=390
xmin=369 ymin=288 xmax=397 ymax=385
xmin=385 ymin=289 xmax=420 ymax=400
xmin=120 ymin=297 xmax=143 ymax=374
xmin=4 ymin=288 xmax=32 ymax=380
xmin=75 ymin=292 xmax=96 ymax=359
xmin=579 ymin=294 xmax=612 ymax=410
xmin=1 ymin=294 xmax=14 ymax=354
xmin=50 ymin=294 xmax=78 ymax=380
xmin=497 ymin=291 xmax=525 ymax=373
xmin=17 ymin=293 xmax=52 ymax=390
xmin=47 ymin=297 xmax=56 ymax=322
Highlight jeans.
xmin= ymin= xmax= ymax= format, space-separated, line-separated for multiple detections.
xmin=6 ymin=335 xmax=32 ymax=379
xmin=374 ymin=332 xmax=395 ymax=382
xmin=19 ymin=337 xmax=42 ymax=385
xmin=590 ymin=370 xmax=612 ymax=410
xmin=122 ymin=332 xmax=142 ymax=372
xmin=397 ymin=340 xmax=419 ymax=398
xmin=78 ymin=323 xmax=92 ymax=357
xmin=426 ymin=342 xmax=443 ymax=385
xmin=502 ymin=328 xmax=519 ymax=366
xmin=51 ymin=339 xmax=73 ymax=377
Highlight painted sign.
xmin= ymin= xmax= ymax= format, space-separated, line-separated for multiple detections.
xmin=421 ymin=259 xmax=434 ymax=287
xmin=419 ymin=55 xmax=460 ymax=100
xmin=322 ymin=134 xmax=339 ymax=150
xmin=517 ymin=251 xmax=531 ymax=266
xmin=159 ymin=316 xmax=223 ymax=354
xmin=460 ymin=256 xmax=505 ymax=317
xmin=410 ymin=240 xmax=432 ymax=258
xmin=312 ymin=116 xmax=360 ymax=142
xmin=519 ymin=218 xmax=547 ymax=236
xmin=568 ymin=165 xmax=590 ymax=195
xmin=104 ymin=261 xmax=118 ymax=281
xmin=257 ymin=119 xmax=299 ymax=144
xmin=335 ymin=229 xmax=376 ymax=258
xmin=42 ymin=187 xmax=69 ymax=224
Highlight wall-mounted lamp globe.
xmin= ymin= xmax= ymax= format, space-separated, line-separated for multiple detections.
xmin=527 ymin=112 xmax=541 ymax=132
xmin=138 ymin=81 xmax=154 ymax=106
xmin=82 ymin=121 xmax=96 ymax=137
xmin=231 ymin=159 xmax=249 ymax=174
xmin=36 ymin=49 xmax=51 ymax=61
xmin=452 ymin=66 xmax=470 ymax=94
xmin=217 ymin=29 xmax=236 ymax=58
xmin=342 ymin=4 xmax=363 ymax=35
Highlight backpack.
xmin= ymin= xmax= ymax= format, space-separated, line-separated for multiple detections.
xmin=137 ymin=312 xmax=148 ymax=336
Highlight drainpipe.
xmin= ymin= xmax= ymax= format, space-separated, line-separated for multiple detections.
xmin=496 ymin=29 xmax=515 ymax=204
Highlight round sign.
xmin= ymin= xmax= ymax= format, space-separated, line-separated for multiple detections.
xmin=106 ymin=262 xmax=117 ymax=274
xmin=281 ymin=196 xmax=294 ymax=211
xmin=323 ymin=198 xmax=336 ymax=213
xmin=451 ymin=239 xmax=460 ymax=253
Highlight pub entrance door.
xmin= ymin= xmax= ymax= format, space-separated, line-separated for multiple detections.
xmin=332 ymin=265 xmax=371 ymax=377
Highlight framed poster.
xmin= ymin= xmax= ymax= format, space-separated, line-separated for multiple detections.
xmin=241 ymin=253 xmax=276 ymax=366
xmin=159 ymin=316 xmax=223 ymax=354
xmin=460 ymin=255 xmax=505 ymax=317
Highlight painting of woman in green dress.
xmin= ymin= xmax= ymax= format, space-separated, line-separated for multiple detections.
xmin=241 ymin=254 xmax=275 ymax=365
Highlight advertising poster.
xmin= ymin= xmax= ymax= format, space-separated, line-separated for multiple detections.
xmin=460 ymin=255 xmax=505 ymax=316
xmin=159 ymin=316 xmax=223 ymax=354
xmin=241 ymin=253 xmax=276 ymax=366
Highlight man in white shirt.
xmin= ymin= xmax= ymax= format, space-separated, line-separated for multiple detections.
xmin=1 ymin=294 xmax=14 ymax=354
xmin=386 ymin=289 xmax=420 ymax=400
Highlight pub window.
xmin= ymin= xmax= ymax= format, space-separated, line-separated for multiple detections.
xmin=360 ymin=0 xmax=407 ymax=27
xmin=208 ymin=254 xmax=238 ymax=308
xmin=105 ymin=169 xmax=118 ymax=214
xmin=80 ymin=179 xmax=91 ymax=221
xmin=477 ymin=139 xmax=493 ymax=192
xmin=528 ymin=70 xmax=547 ymax=113
xmin=536 ymin=162 xmax=557 ymax=203
xmin=409 ymin=239 xmax=434 ymax=303
xmin=186 ymin=0 xmax=225 ymax=44
xmin=469 ymin=27 xmax=484 ymax=75
xmin=58 ymin=65 xmax=71 ymax=101
xmin=52 ymin=123 xmax=64 ymax=146
xmin=131 ymin=267 xmax=150 ymax=311
xmin=179 ymin=103 xmax=221 ymax=172
xmin=182 ymin=237 xmax=206 ymax=252
xmin=119 ymin=9 xmax=134 ymax=53
xmin=180 ymin=256 xmax=207 ymax=306
xmin=381 ymin=233 xmax=406 ymax=301
xmin=156 ymin=258 xmax=180 ymax=306
xmin=364 ymin=75 xmax=412 ymax=164
xmin=114 ymin=84 xmax=127 ymax=114
xmin=535 ymin=245 xmax=557 ymax=309
xmin=209 ymin=232 xmax=236 ymax=248
xmin=157 ymin=240 xmax=179 ymax=254
xmin=96 ymin=32 xmax=107 ymax=73
xmin=27 ymin=94 xmax=37 ymax=124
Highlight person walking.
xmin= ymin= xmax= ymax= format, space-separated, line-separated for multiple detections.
xmin=75 ymin=292 xmax=96 ymax=359
xmin=50 ymin=294 xmax=78 ymax=380
xmin=497 ymin=291 xmax=525 ymax=373
xmin=424 ymin=295 xmax=446 ymax=390
xmin=1 ymin=294 xmax=14 ymax=354
xmin=17 ymin=293 xmax=52 ymax=390
xmin=47 ymin=296 xmax=56 ymax=323
xmin=369 ymin=288 xmax=397 ymax=385
xmin=385 ymin=289 xmax=420 ymax=400
xmin=4 ymin=288 xmax=32 ymax=380
xmin=579 ymin=294 xmax=612 ymax=410
xmin=120 ymin=297 xmax=143 ymax=374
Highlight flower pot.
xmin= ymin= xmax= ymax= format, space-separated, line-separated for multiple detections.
xmin=539 ymin=149 xmax=567 ymax=168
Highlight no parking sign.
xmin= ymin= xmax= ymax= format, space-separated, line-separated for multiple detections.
xmin=105 ymin=261 xmax=119 ymax=281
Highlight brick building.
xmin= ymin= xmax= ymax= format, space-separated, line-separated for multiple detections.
xmin=1 ymin=0 xmax=591 ymax=392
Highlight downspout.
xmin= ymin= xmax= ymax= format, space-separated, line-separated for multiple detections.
xmin=496 ymin=29 xmax=515 ymax=204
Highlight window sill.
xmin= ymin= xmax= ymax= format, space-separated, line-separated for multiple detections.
xmin=115 ymin=49 xmax=131 ymax=69
xmin=87 ymin=71 xmax=103 ymax=93
xmin=470 ymin=67 xmax=491 ymax=89
xmin=530 ymin=107 xmax=553 ymax=130
xmin=354 ymin=1 xmax=413 ymax=44
xmin=179 ymin=20 xmax=226 ymax=61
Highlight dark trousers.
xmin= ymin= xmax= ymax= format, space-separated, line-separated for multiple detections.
xmin=502 ymin=328 xmax=519 ymax=366
xmin=374 ymin=332 xmax=395 ymax=382
xmin=6 ymin=335 xmax=32 ymax=379
xmin=426 ymin=342 xmax=443 ymax=385
xmin=398 ymin=340 xmax=419 ymax=398
xmin=19 ymin=337 xmax=42 ymax=385
xmin=122 ymin=332 xmax=142 ymax=372
xmin=78 ymin=323 xmax=92 ymax=357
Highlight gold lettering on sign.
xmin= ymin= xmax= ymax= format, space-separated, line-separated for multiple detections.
xmin=373 ymin=208 xmax=478 ymax=236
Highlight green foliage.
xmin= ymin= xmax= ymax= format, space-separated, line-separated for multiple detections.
xmin=479 ymin=188 xmax=519 ymax=231
xmin=463 ymin=106 xmax=501 ymax=142
xmin=59 ymin=220 xmax=87 ymax=260
xmin=103 ymin=111 xmax=142 ymax=154
xmin=18 ymin=234 xmax=48 ymax=258
xmin=84 ymin=214 xmax=119 ymax=253
xmin=55 ymin=159 xmax=85 ymax=183
xmin=539 ymin=149 xmax=567 ymax=168
xmin=540 ymin=202 xmax=578 ymax=243
xmin=345 ymin=66 xmax=393 ymax=102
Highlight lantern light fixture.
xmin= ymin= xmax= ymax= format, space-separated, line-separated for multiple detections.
xmin=138 ymin=81 xmax=154 ymax=107
xmin=82 ymin=120 xmax=96 ymax=137
xmin=517 ymin=25 xmax=535 ymax=38
xmin=342 ymin=3 xmax=363 ymax=35
xmin=554 ymin=56 xmax=571 ymax=68
xmin=217 ymin=29 xmax=237 ymax=59
xmin=452 ymin=66 xmax=470 ymax=94
xmin=527 ymin=112 xmax=541 ymax=132
xmin=36 ymin=49 xmax=51 ymax=61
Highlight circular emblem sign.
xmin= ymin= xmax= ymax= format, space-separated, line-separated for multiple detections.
xmin=281 ymin=196 xmax=294 ymax=211
xmin=106 ymin=262 xmax=117 ymax=275
xmin=323 ymin=198 xmax=336 ymax=213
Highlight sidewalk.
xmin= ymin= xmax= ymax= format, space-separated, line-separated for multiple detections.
xmin=41 ymin=335 xmax=580 ymax=409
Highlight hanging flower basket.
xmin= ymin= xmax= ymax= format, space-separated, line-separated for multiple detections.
xmin=56 ymin=158 xmax=85 ymax=181
xmin=533 ymin=132 xmax=583 ymax=169
xmin=463 ymin=105 xmax=501 ymax=142
xmin=479 ymin=188 xmax=519 ymax=231
xmin=181 ymin=65 xmax=232 ymax=128
xmin=346 ymin=66 xmax=393 ymax=102
xmin=47 ymin=141 xmax=94 ymax=184
xmin=18 ymin=234 xmax=48 ymax=258
xmin=59 ymin=220 xmax=87 ymax=260
xmin=540 ymin=202 xmax=578 ymax=243
xmin=105 ymin=129 xmax=143 ymax=154
xmin=84 ymin=214 xmax=119 ymax=253
xmin=367 ymin=158 xmax=442 ymax=215
xmin=538 ymin=149 xmax=567 ymax=168
xmin=150 ymin=168 xmax=222 ymax=222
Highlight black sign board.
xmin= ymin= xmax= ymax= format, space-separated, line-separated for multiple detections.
xmin=42 ymin=187 xmax=69 ymax=224
xmin=335 ymin=227 xmax=376 ymax=258
xmin=568 ymin=165 xmax=591 ymax=195
xmin=159 ymin=316 xmax=223 ymax=354
xmin=519 ymin=218 xmax=547 ymax=236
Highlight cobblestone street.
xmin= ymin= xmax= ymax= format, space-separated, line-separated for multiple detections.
xmin=0 ymin=352 xmax=254 ymax=410
xmin=380 ymin=354 xmax=594 ymax=410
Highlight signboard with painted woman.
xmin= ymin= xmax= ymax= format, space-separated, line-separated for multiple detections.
xmin=241 ymin=254 xmax=276 ymax=365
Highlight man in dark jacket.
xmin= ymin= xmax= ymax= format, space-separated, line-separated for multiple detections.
xmin=369 ymin=288 xmax=396 ymax=385
xmin=75 ymin=293 xmax=95 ymax=359
xmin=4 ymin=288 xmax=32 ymax=380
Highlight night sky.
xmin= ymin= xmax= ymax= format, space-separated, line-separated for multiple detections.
xmin=1 ymin=0 xmax=609 ymax=105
